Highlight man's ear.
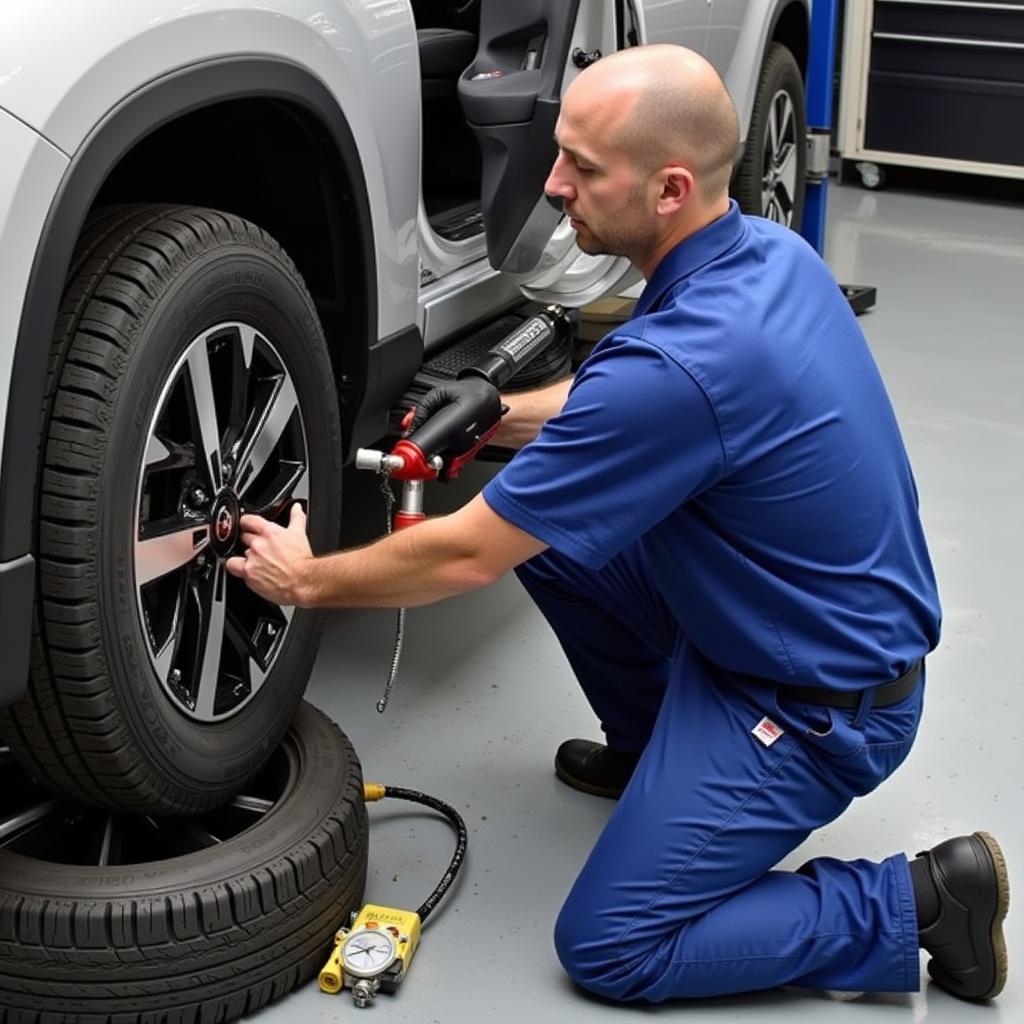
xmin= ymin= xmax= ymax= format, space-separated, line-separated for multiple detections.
xmin=656 ymin=166 xmax=695 ymax=215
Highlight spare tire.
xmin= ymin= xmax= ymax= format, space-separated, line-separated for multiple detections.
xmin=0 ymin=701 xmax=367 ymax=1023
xmin=0 ymin=204 xmax=343 ymax=815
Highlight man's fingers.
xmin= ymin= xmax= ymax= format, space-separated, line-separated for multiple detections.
xmin=238 ymin=513 xmax=273 ymax=535
xmin=289 ymin=502 xmax=307 ymax=529
xmin=224 ymin=556 xmax=246 ymax=578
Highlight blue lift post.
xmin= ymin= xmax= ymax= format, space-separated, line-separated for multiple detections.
xmin=800 ymin=0 xmax=839 ymax=255
xmin=799 ymin=0 xmax=877 ymax=313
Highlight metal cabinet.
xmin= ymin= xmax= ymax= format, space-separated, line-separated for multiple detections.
xmin=838 ymin=0 xmax=1024 ymax=183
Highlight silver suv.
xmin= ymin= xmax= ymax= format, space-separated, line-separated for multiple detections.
xmin=0 ymin=1 xmax=808 ymax=1018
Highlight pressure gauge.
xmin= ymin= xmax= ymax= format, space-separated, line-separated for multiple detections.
xmin=341 ymin=927 xmax=398 ymax=978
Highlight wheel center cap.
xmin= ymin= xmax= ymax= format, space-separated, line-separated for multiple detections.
xmin=210 ymin=491 xmax=241 ymax=555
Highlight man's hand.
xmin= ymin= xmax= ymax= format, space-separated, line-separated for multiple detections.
xmin=225 ymin=503 xmax=314 ymax=607
xmin=406 ymin=377 xmax=503 ymax=457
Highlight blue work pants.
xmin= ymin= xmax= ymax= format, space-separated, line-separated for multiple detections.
xmin=516 ymin=545 xmax=924 ymax=1001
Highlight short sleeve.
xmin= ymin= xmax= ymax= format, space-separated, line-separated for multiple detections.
xmin=482 ymin=333 xmax=726 ymax=568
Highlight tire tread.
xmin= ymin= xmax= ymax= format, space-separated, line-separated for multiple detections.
xmin=0 ymin=204 xmax=324 ymax=814
xmin=0 ymin=708 xmax=368 ymax=1023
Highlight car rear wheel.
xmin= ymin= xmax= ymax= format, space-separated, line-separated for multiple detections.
xmin=0 ymin=205 xmax=343 ymax=815
xmin=0 ymin=702 xmax=368 ymax=1023
xmin=732 ymin=42 xmax=807 ymax=230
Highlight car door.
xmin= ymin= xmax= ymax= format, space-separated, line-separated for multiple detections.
xmin=459 ymin=0 xmax=710 ymax=307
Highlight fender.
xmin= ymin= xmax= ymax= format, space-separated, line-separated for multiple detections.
xmin=722 ymin=0 xmax=810 ymax=141
xmin=0 ymin=57 xmax=383 ymax=561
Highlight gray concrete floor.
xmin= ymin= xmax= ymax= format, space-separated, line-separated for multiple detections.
xmin=253 ymin=182 xmax=1023 ymax=1022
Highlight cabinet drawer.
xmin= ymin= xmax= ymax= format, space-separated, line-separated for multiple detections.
xmin=864 ymin=70 xmax=1024 ymax=163
xmin=875 ymin=0 xmax=1024 ymax=46
xmin=869 ymin=30 xmax=1024 ymax=83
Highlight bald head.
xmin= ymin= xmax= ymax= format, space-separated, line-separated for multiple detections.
xmin=567 ymin=45 xmax=740 ymax=203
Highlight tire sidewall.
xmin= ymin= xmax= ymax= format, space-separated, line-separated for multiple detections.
xmin=0 ymin=704 xmax=368 ymax=1014
xmin=96 ymin=236 xmax=342 ymax=802
xmin=0 ymin=705 xmax=359 ymax=897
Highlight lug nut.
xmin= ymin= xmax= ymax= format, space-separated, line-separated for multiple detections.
xmin=188 ymin=485 xmax=210 ymax=507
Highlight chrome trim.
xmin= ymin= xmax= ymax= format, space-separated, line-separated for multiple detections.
xmin=878 ymin=0 xmax=1024 ymax=10
xmin=873 ymin=31 xmax=1024 ymax=49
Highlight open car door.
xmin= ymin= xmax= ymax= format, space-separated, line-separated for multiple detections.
xmin=458 ymin=0 xmax=643 ymax=308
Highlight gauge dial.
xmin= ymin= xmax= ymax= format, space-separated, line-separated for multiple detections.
xmin=342 ymin=928 xmax=397 ymax=978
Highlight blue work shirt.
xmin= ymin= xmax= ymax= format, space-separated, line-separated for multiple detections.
xmin=483 ymin=201 xmax=941 ymax=690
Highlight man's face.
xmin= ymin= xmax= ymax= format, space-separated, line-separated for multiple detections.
xmin=544 ymin=103 xmax=660 ymax=262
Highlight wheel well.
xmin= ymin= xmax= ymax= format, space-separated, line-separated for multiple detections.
xmin=771 ymin=2 xmax=810 ymax=75
xmin=93 ymin=98 xmax=369 ymax=418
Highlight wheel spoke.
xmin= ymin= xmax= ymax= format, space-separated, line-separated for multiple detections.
xmin=183 ymin=823 xmax=222 ymax=848
xmin=0 ymin=800 xmax=59 ymax=845
xmin=97 ymin=815 xmax=116 ymax=867
xmin=246 ymin=461 xmax=308 ymax=520
xmin=775 ymin=183 xmax=794 ymax=221
xmin=151 ymin=580 xmax=185 ymax=681
xmin=767 ymin=102 xmax=780 ymax=159
xmin=223 ymin=603 xmax=280 ymax=696
xmin=192 ymin=565 xmax=228 ymax=720
xmin=774 ymin=95 xmax=793 ymax=159
xmin=234 ymin=375 xmax=299 ymax=499
xmin=775 ymin=140 xmax=797 ymax=182
xmin=136 ymin=521 xmax=210 ymax=586
xmin=145 ymin=434 xmax=171 ymax=470
xmin=186 ymin=343 xmax=224 ymax=491
xmin=231 ymin=795 xmax=274 ymax=814
xmin=225 ymin=325 xmax=258 ymax=438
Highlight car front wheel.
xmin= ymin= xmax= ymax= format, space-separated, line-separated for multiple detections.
xmin=0 ymin=205 xmax=343 ymax=815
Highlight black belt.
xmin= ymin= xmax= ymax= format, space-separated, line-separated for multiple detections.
xmin=782 ymin=660 xmax=922 ymax=710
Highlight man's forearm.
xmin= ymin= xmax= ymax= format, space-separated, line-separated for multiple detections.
xmin=299 ymin=516 xmax=491 ymax=609
xmin=295 ymin=494 xmax=548 ymax=609
xmin=491 ymin=377 xmax=572 ymax=449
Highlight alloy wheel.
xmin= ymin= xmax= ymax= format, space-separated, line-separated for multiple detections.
xmin=135 ymin=321 xmax=309 ymax=723
xmin=760 ymin=89 xmax=800 ymax=226
xmin=0 ymin=741 xmax=283 ymax=865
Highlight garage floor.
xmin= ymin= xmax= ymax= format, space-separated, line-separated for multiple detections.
xmin=254 ymin=181 xmax=1023 ymax=1023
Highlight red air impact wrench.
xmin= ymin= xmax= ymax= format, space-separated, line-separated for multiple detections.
xmin=355 ymin=304 xmax=572 ymax=529
xmin=353 ymin=305 xmax=572 ymax=711
xmin=354 ymin=375 xmax=506 ymax=528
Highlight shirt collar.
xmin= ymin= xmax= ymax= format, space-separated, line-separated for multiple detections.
xmin=633 ymin=200 xmax=746 ymax=318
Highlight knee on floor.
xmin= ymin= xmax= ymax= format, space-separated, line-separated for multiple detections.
xmin=553 ymin=902 xmax=661 ymax=1002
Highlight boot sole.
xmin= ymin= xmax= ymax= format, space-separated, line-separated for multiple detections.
xmin=975 ymin=831 xmax=1010 ymax=999
xmin=553 ymin=760 xmax=624 ymax=799
xmin=928 ymin=830 xmax=1010 ymax=1000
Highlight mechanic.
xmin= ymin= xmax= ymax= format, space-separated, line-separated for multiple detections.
xmin=226 ymin=45 xmax=1009 ymax=1004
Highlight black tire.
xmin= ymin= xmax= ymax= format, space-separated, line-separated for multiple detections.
xmin=732 ymin=42 xmax=807 ymax=231
xmin=0 ymin=205 xmax=343 ymax=815
xmin=0 ymin=702 xmax=367 ymax=1023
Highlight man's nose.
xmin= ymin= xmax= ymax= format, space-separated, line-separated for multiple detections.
xmin=544 ymin=154 xmax=574 ymax=201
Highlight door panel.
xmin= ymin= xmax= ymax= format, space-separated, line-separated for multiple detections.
xmin=460 ymin=0 xmax=645 ymax=306
xmin=458 ymin=0 xmax=583 ymax=276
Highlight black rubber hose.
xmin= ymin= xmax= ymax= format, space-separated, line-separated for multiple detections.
xmin=376 ymin=785 xmax=468 ymax=924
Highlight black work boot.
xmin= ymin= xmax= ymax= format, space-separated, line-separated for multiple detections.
xmin=913 ymin=831 xmax=1009 ymax=1000
xmin=554 ymin=739 xmax=641 ymax=799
